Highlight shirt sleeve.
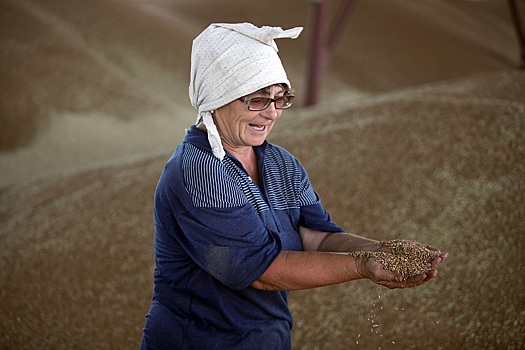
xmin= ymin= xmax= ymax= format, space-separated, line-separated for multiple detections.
xmin=299 ymin=201 xmax=345 ymax=233
xmin=154 ymin=145 xmax=282 ymax=290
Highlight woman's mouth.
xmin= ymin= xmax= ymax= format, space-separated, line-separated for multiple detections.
xmin=249 ymin=124 xmax=266 ymax=132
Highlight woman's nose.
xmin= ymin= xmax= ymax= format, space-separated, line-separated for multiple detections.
xmin=261 ymin=102 xmax=279 ymax=119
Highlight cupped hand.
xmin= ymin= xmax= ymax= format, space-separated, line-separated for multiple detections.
xmin=355 ymin=248 xmax=448 ymax=289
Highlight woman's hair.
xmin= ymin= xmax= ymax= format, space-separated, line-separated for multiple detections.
xmin=258 ymin=84 xmax=295 ymax=96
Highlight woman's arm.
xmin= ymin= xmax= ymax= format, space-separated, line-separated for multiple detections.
xmin=250 ymin=226 xmax=447 ymax=291
xmin=250 ymin=250 xmax=364 ymax=291
xmin=250 ymin=249 xmax=434 ymax=291
xmin=299 ymin=226 xmax=381 ymax=253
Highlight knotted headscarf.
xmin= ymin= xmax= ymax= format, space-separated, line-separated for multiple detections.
xmin=189 ymin=22 xmax=303 ymax=160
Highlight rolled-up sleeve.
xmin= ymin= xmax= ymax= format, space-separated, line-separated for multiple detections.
xmin=154 ymin=144 xmax=282 ymax=290
xmin=174 ymin=203 xmax=282 ymax=290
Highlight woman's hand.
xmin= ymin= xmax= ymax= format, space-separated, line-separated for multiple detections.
xmin=297 ymin=227 xmax=448 ymax=290
xmin=355 ymin=243 xmax=448 ymax=289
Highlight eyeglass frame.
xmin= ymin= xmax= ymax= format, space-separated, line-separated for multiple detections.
xmin=238 ymin=94 xmax=295 ymax=111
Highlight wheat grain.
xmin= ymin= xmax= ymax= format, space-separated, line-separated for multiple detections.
xmin=348 ymin=240 xmax=439 ymax=279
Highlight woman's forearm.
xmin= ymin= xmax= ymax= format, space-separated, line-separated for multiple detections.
xmin=300 ymin=226 xmax=379 ymax=253
xmin=318 ymin=232 xmax=379 ymax=252
xmin=250 ymin=250 xmax=364 ymax=291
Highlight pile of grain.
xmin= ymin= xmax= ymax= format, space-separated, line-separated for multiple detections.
xmin=349 ymin=240 xmax=440 ymax=280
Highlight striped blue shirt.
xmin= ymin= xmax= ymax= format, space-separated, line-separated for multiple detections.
xmin=146 ymin=125 xmax=343 ymax=349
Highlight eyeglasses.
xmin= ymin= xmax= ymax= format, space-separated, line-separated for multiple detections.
xmin=239 ymin=94 xmax=295 ymax=111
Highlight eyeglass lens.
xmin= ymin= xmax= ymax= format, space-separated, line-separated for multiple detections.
xmin=247 ymin=95 xmax=294 ymax=111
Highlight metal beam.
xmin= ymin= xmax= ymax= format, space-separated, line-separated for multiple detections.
xmin=508 ymin=0 xmax=525 ymax=68
xmin=305 ymin=0 xmax=359 ymax=106
xmin=306 ymin=0 xmax=328 ymax=106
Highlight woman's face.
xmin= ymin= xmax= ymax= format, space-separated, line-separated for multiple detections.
xmin=214 ymin=85 xmax=286 ymax=153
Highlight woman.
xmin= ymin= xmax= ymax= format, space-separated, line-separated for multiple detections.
xmin=140 ymin=23 xmax=447 ymax=349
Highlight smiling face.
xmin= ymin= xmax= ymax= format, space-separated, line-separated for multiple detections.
xmin=213 ymin=84 xmax=287 ymax=155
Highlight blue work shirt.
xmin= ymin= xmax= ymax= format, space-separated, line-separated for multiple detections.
xmin=142 ymin=125 xmax=343 ymax=349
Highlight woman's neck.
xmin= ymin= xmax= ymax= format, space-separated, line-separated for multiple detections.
xmin=198 ymin=122 xmax=261 ymax=186
xmin=227 ymin=145 xmax=260 ymax=186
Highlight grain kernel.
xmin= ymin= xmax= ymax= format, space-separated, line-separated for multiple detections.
xmin=348 ymin=240 xmax=439 ymax=280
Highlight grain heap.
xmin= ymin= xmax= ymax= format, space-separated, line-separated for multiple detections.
xmin=349 ymin=240 xmax=440 ymax=280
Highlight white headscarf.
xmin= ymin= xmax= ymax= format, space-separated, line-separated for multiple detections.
xmin=189 ymin=22 xmax=303 ymax=160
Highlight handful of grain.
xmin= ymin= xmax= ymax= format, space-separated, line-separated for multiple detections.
xmin=348 ymin=240 xmax=440 ymax=280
